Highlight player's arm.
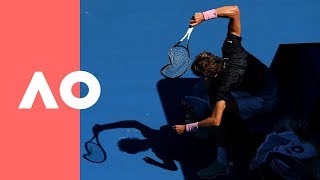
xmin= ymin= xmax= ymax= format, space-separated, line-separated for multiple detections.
xmin=198 ymin=100 xmax=225 ymax=127
xmin=173 ymin=100 xmax=225 ymax=134
xmin=190 ymin=5 xmax=241 ymax=36
xmin=92 ymin=120 xmax=154 ymax=137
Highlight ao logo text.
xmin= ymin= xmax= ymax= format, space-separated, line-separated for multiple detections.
xmin=18 ymin=71 xmax=101 ymax=110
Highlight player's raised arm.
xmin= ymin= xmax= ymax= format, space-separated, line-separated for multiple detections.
xmin=216 ymin=6 xmax=241 ymax=36
xmin=190 ymin=5 xmax=241 ymax=36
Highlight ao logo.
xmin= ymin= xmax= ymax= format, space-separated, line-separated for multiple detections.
xmin=18 ymin=71 xmax=101 ymax=110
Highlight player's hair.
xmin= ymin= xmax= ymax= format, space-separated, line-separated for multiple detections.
xmin=191 ymin=51 xmax=224 ymax=78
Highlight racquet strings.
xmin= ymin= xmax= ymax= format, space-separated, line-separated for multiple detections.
xmin=83 ymin=135 xmax=107 ymax=163
xmin=161 ymin=46 xmax=190 ymax=78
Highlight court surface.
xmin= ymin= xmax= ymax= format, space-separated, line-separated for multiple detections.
xmin=80 ymin=0 xmax=320 ymax=179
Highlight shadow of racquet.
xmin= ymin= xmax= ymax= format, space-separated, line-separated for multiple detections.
xmin=83 ymin=132 xmax=107 ymax=163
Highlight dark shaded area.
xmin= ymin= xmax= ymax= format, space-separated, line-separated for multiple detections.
xmin=157 ymin=43 xmax=320 ymax=179
xmin=269 ymin=44 xmax=320 ymax=174
xmin=157 ymin=78 xmax=200 ymax=126
xmin=270 ymin=43 xmax=320 ymax=138
xmin=270 ymin=43 xmax=320 ymax=114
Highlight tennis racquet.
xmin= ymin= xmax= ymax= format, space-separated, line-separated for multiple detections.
xmin=83 ymin=132 xmax=107 ymax=163
xmin=160 ymin=25 xmax=194 ymax=78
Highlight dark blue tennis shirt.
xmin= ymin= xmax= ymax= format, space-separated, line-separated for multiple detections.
xmin=214 ymin=33 xmax=274 ymax=102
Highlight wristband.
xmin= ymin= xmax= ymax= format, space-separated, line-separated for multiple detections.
xmin=202 ymin=9 xmax=217 ymax=21
xmin=185 ymin=122 xmax=199 ymax=133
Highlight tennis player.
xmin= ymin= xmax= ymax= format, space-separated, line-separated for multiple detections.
xmin=173 ymin=5 xmax=279 ymax=178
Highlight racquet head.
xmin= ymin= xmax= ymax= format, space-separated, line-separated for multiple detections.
xmin=160 ymin=44 xmax=191 ymax=78
xmin=83 ymin=134 xmax=107 ymax=163
xmin=161 ymin=26 xmax=194 ymax=78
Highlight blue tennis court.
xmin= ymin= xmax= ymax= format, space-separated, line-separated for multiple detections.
xmin=80 ymin=0 xmax=320 ymax=179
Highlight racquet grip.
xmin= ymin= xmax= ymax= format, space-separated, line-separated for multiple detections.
xmin=189 ymin=16 xmax=195 ymax=27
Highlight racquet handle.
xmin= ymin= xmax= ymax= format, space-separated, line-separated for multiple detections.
xmin=180 ymin=27 xmax=194 ymax=42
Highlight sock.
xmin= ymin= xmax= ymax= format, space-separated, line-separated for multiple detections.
xmin=216 ymin=147 xmax=228 ymax=165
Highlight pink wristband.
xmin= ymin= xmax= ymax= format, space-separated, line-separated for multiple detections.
xmin=186 ymin=122 xmax=199 ymax=133
xmin=202 ymin=9 xmax=217 ymax=21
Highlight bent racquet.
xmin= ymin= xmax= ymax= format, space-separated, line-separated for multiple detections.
xmin=83 ymin=133 xmax=107 ymax=163
xmin=160 ymin=25 xmax=194 ymax=78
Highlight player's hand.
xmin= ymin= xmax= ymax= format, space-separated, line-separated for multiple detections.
xmin=92 ymin=124 xmax=103 ymax=135
xmin=189 ymin=13 xmax=204 ymax=27
xmin=172 ymin=125 xmax=186 ymax=134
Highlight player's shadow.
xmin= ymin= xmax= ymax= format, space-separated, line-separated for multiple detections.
xmin=92 ymin=120 xmax=216 ymax=179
